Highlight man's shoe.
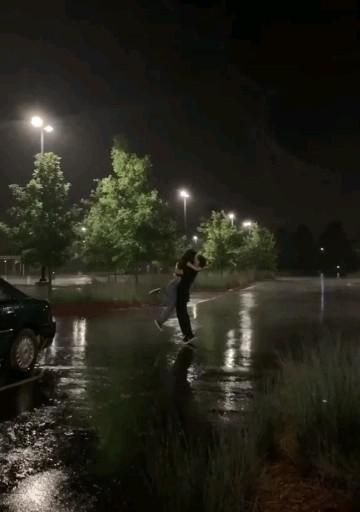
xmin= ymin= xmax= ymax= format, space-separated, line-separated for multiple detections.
xmin=183 ymin=334 xmax=197 ymax=343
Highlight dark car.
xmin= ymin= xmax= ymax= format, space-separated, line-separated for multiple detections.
xmin=0 ymin=278 xmax=56 ymax=373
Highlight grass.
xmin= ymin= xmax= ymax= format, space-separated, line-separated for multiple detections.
xmin=141 ymin=341 xmax=360 ymax=510
xmin=195 ymin=270 xmax=256 ymax=290
xmin=273 ymin=341 xmax=360 ymax=487
xmin=20 ymin=271 xmax=270 ymax=305
xmin=143 ymin=400 xmax=275 ymax=512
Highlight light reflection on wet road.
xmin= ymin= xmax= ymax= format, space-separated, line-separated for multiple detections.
xmin=2 ymin=278 xmax=360 ymax=510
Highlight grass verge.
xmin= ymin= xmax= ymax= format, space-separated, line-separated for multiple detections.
xmin=141 ymin=341 xmax=360 ymax=511
xmin=274 ymin=341 xmax=360 ymax=488
xmin=19 ymin=271 xmax=272 ymax=306
xmin=143 ymin=399 xmax=275 ymax=512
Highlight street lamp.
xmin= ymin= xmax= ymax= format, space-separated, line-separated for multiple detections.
xmin=179 ymin=189 xmax=190 ymax=235
xmin=336 ymin=265 xmax=341 ymax=279
xmin=192 ymin=235 xmax=198 ymax=245
xmin=31 ymin=116 xmax=43 ymax=128
xmin=31 ymin=116 xmax=54 ymax=154
xmin=228 ymin=212 xmax=236 ymax=227
xmin=242 ymin=220 xmax=254 ymax=229
xmin=320 ymin=247 xmax=325 ymax=253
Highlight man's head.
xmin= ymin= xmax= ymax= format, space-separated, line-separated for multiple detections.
xmin=196 ymin=254 xmax=207 ymax=268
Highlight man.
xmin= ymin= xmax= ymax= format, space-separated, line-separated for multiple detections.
xmin=154 ymin=249 xmax=197 ymax=332
xmin=176 ymin=253 xmax=207 ymax=343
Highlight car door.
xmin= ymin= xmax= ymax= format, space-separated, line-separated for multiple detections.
xmin=0 ymin=296 xmax=17 ymax=337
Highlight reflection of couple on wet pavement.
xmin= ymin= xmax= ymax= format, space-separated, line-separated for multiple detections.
xmin=154 ymin=249 xmax=207 ymax=343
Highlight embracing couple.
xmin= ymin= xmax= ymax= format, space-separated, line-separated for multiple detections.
xmin=154 ymin=249 xmax=207 ymax=342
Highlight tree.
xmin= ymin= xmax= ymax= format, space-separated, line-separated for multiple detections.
xmin=320 ymin=221 xmax=358 ymax=274
xmin=4 ymin=153 xmax=77 ymax=291
xmin=199 ymin=211 xmax=277 ymax=271
xmin=275 ymin=227 xmax=295 ymax=271
xmin=242 ymin=225 xmax=277 ymax=271
xmin=293 ymin=224 xmax=317 ymax=274
xmin=199 ymin=211 xmax=244 ymax=270
xmin=83 ymin=141 xmax=176 ymax=280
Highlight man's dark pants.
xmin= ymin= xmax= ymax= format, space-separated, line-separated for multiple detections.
xmin=176 ymin=289 xmax=193 ymax=338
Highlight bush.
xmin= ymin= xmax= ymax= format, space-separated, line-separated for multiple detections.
xmin=274 ymin=341 xmax=360 ymax=486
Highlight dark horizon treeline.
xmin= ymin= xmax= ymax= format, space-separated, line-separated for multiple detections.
xmin=276 ymin=221 xmax=359 ymax=275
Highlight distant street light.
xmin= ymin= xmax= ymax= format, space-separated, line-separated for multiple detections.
xmin=228 ymin=212 xmax=236 ymax=227
xmin=31 ymin=115 xmax=54 ymax=154
xmin=192 ymin=235 xmax=198 ymax=245
xmin=242 ymin=220 xmax=254 ymax=229
xmin=179 ymin=189 xmax=190 ymax=235
xmin=81 ymin=226 xmax=87 ymax=233
xmin=320 ymin=247 xmax=325 ymax=252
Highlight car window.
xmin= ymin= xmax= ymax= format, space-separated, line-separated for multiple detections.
xmin=0 ymin=278 xmax=26 ymax=300
xmin=0 ymin=289 xmax=11 ymax=301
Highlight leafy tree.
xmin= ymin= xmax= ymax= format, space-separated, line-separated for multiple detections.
xmin=275 ymin=227 xmax=295 ymax=271
xmin=199 ymin=211 xmax=277 ymax=271
xmin=320 ymin=221 xmax=358 ymax=274
xmin=199 ymin=211 xmax=243 ymax=270
xmin=83 ymin=141 xmax=176 ymax=281
xmin=293 ymin=224 xmax=317 ymax=274
xmin=4 ymin=153 xmax=77 ymax=291
xmin=0 ymin=222 xmax=16 ymax=255
xmin=236 ymin=223 xmax=276 ymax=271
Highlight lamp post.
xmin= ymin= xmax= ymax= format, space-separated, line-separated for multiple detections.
xmin=31 ymin=116 xmax=54 ymax=284
xmin=179 ymin=189 xmax=190 ymax=235
xmin=31 ymin=116 xmax=54 ymax=154
xmin=228 ymin=212 xmax=235 ymax=227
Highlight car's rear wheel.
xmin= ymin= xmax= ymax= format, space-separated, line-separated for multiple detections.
xmin=9 ymin=329 xmax=38 ymax=373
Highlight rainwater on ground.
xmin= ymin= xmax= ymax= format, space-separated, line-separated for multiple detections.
xmin=1 ymin=277 xmax=360 ymax=510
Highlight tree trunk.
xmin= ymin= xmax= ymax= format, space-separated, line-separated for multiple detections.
xmin=134 ymin=269 xmax=139 ymax=288
xmin=40 ymin=265 xmax=47 ymax=282
xmin=47 ymin=267 xmax=53 ymax=299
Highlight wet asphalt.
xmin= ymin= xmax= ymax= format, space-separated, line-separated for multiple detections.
xmin=1 ymin=277 xmax=360 ymax=511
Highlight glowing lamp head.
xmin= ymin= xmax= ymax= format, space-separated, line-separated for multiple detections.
xmin=242 ymin=220 xmax=253 ymax=228
xmin=228 ymin=212 xmax=235 ymax=221
xmin=44 ymin=125 xmax=54 ymax=133
xmin=179 ymin=189 xmax=190 ymax=199
xmin=31 ymin=116 xmax=44 ymax=128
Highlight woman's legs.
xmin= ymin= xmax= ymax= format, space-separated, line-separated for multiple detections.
xmin=157 ymin=277 xmax=179 ymax=325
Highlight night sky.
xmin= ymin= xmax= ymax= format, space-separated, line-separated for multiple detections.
xmin=0 ymin=1 xmax=359 ymax=234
